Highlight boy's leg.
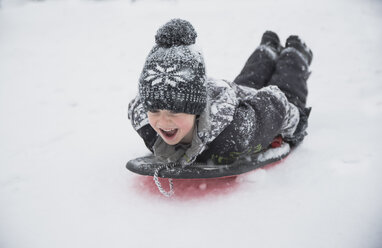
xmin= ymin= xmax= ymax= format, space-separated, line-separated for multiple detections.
xmin=268 ymin=35 xmax=313 ymax=145
xmin=234 ymin=31 xmax=283 ymax=89
xmin=268 ymin=35 xmax=313 ymax=110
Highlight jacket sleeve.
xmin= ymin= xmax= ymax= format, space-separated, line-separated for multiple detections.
xmin=197 ymin=86 xmax=299 ymax=164
xmin=128 ymin=95 xmax=158 ymax=153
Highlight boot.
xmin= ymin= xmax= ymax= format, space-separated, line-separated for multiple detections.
xmin=285 ymin=35 xmax=313 ymax=65
xmin=260 ymin=30 xmax=283 ymax=54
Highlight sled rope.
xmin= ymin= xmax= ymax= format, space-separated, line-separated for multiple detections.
xmin=153 ymin=164 xmax=174 ymax=197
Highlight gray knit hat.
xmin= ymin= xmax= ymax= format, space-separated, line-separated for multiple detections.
xmin=139 ymin=19 xmax=207 ymax=115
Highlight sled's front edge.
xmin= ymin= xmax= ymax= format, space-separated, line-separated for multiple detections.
xmin=126 ymin=143 xmax=291 ymax=179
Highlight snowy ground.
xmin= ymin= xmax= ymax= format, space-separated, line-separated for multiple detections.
xmin=1 ymin=0 xmax=382 ymax=247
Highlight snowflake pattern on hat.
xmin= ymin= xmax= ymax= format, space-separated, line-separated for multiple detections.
xmin=144 ymin=64 xmax=194 ymax=87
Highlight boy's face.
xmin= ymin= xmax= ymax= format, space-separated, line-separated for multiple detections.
xmin=147 ymin=110 xmax=196 ymax=145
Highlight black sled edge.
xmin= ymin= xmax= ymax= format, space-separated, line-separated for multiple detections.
xmin=126 ymin=143 xmax=291 ymax=179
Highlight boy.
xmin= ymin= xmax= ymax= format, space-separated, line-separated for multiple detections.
xmin=128 ymin=19 xmax=312 ymax=166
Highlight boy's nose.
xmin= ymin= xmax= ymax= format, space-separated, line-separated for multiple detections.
xmin=158 ymin=113 xmax=172 ymax=125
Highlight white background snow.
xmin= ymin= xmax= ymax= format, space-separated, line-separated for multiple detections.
xmin=1 ymin=0 xmax=382 ymax=247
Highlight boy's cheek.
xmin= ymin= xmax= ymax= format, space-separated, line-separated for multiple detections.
xmin=147 ymin=116 xmax=156 ymax=128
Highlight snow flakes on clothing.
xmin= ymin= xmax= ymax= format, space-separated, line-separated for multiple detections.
xmin=258 ymin=86 xmax=300 ymax=138
xmin=197 ymin=78 xmax=238 ymax=143
xmin=128 ymin=96 xmax=148 ymax=130
xmin=258 ymin=44 xmax=278 ymax=61
xmin=282 ymin=47 xmax=310 ymax=67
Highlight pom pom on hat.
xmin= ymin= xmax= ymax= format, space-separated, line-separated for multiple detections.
xmin=155 ymin=19 xmax=197 ymax=47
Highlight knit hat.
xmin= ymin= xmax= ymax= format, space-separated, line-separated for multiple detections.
xmin=139 ymin=19 xmax=207 ymax=115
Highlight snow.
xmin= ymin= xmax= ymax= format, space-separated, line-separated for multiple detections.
xmin=258 ymin=44 xmax=278 ymax=61
xmin=1 ymin=0 xmax=382 ymax=247
xmin=257 ymin=142 xmax=290 ymax=162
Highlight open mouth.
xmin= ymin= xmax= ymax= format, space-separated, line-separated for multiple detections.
xmin=159 ymin=128 xmax=178 ymax=139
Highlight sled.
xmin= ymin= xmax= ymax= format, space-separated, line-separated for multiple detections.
xmin=126 ymin=142 xmax=291 ymax=179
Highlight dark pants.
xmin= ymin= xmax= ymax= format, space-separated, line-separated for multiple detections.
xmin=234 ymin=47 xmax=310 ymax=111
xmin=233 ymin=46 xmax=312 ymax=146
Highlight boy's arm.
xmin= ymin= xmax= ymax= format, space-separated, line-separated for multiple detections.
xmin=128 ymin=95 xmax=158 ymax=153
xmin=263 ymin=86 xmax=301 ymax=140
